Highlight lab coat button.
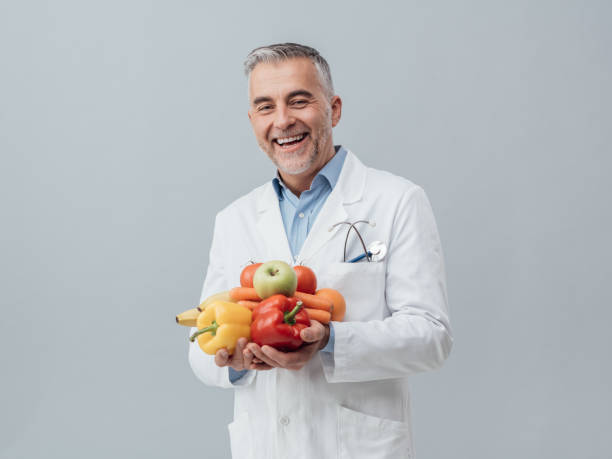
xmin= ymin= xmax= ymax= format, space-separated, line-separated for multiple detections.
xmin=298 ymin=212 xmax=305 ymax=218
xmin=279 ymin=416 xmax=290 ymax=426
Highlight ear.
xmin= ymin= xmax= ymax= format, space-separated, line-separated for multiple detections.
xmin=330 ymin=95 xmax=342 ymax=128
xmin=247 ymin=109 xmax=253 ymax=122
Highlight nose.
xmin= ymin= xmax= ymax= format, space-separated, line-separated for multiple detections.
xmin=273 ymin=105 xmax=295 ymax=131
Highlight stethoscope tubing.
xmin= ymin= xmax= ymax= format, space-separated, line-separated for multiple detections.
xmin=329 ymin=220 xmax=375 ymax=262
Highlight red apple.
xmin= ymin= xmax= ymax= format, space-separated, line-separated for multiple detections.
xmin=294 ymin=265 xmax=317 ymax=294
xmin=240 ymin=262 xmax=262 ymax=288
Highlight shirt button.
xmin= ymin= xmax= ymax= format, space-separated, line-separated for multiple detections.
xmin=279 ymin=416 xmax=290 ymax=426
xmin=298 ymin=212 xmax=305 ymax=218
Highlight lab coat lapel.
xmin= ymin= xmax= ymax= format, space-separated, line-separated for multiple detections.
xmin=298 ymin=184 xmax=347 ymax=264
xmin=298 ymin=150 xmax=367 ymax=264
xmin=254 ymin=183 xmax=294 ymax=263
xmin=254 ymin=151 xmax=367 ymax=265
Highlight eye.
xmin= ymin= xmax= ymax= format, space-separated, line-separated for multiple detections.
xmin=257 ymin=104 xmax=273 ymax=112
xmin=291 ymin=99 xmax=308 ymax=107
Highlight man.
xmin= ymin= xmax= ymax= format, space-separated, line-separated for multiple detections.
xmin=189 ymin=43 xmax=453 ymax=459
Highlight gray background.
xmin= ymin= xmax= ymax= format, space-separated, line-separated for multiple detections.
xmin=1 ymin=1 xmax=610 ymax=458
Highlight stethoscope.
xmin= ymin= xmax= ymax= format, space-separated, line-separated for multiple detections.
xmin=328 ymin=220 xmax=387 ymax=263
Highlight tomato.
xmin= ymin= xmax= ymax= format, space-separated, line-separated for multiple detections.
xmin=293 ymin=265 xmax=317 ymax=295
xmin=240 ymin=262 xmax=262 ymax=288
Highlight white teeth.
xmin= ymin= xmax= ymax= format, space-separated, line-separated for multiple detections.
xmin=276 ymin=133 xmax=305 ymax=145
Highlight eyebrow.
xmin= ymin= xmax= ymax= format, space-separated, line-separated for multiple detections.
xmin=252 ymin=89 xmax=315 ymax=106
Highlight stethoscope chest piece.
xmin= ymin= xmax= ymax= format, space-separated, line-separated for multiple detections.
xmin=330 ymin=219 xmax=387 ymax=262
xmin=368 ymin=240 xmax=387 ymax=262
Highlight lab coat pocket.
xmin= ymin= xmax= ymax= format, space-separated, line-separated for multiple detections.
xmin=322 ymin=261 xmax=386 ymax=321
xmin=337 ymin=405 xmax=412 ymax=459
xmin=227 ymin=411 xmax=253 ymax=459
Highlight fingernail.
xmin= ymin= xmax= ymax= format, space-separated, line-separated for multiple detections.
xmin=245 ymin=351 xmax=252 ymax=359
xmin=303 ymin=332 xmax=312 ymax=340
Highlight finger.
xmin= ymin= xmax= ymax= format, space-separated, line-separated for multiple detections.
xmin=300 ymin=321 xmax=324 ymax=343
xmin=249 ymin=343 xmax=280 ymax=367
xmin=243 ymin=345 xmax=270 ymax=370
xmin=243 ymin=345 xmax=254 ymax=368
xmin=247 ymin=343 xmax=281 ymax=368
xmin=249 ymin=361 xmax=274 ymax=371
xmin=261 ymin=345 xmax=288 ymax=366
xmin=230 ymin=338 xmax=248 ymax=369
xmin=243 ymin=349 xmax=263 ymax=364
xmin=262 ymin=344 xmax=316 ymax=370
xmin=214 ymin=348 xmax=230 ymax=367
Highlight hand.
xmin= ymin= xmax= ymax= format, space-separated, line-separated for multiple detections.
xmin=244 ymin=320 xmax=330 ymax=371
xmin=214 ymin=337 xmax=254 ymax=371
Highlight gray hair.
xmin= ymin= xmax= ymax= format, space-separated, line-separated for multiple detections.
xmin=244 ymin=43 xmax=334 ymax=100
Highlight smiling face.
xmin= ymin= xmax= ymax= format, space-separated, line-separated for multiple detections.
xmin=248 ymin=57 xmax=341 ymax=179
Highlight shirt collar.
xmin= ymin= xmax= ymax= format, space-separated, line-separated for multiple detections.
xmin=272 ymin=145 xmax=347 ymax=201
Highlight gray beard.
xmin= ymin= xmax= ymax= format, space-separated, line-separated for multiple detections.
xmin=275 ymin=136 xmax=320 ymax=176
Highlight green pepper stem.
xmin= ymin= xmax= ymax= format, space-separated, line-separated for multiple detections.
xmin=284 ymin=301 xmax=303 ymax=325
xmin=189 ymin=320 xmax=219 ymax=342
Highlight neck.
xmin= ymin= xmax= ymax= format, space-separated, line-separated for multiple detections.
xmin=279 ymin=144 xmax=336 ymax=198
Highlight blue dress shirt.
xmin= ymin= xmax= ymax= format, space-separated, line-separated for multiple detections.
xmin=228 ymin=146 xmax=345 ymax=383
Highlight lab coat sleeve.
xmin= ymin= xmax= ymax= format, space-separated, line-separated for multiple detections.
xmin=188 ymin=212 xmax=256 ymax=389
xmin=320 ymin=186 xmax=453 ymax=383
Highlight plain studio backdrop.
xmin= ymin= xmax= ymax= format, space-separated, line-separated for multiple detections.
xmin=1 ymin=1 xmax=610 ymax=458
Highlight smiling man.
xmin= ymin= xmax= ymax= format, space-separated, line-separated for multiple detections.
xmin=248 ymin=51 xmax=342 ymax=196
xmin=188 ymin=43 xmax=453 ymax=459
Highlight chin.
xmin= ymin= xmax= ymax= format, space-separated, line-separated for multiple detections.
xmin=266 ymin=142 xmax=318 ymax=175
xmin=277 ymin=162 xmax=311 ymax=175
xmin=276 ymin=150 xmax=317 ymax=175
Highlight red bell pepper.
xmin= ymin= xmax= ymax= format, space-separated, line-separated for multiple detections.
xmin=250 ymin=294 xmax=311 ymax=351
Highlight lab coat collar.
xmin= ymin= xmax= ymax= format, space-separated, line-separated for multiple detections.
xmin=255 ymin=149 xmax=367 ymax=264
xmin=272 ymin=146 xmax=348 ymax=202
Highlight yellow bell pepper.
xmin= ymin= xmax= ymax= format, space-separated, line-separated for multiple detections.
xmin=189 ymin=301 xmax=252 ymax=355
xmin=175 ymin=291 xmax=234 ymax=327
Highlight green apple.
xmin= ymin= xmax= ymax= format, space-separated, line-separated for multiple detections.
xmin=253 ymin=260 xmax=298 ymax=299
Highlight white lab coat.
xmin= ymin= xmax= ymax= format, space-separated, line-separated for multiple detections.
xmin=189 ymin=150 xmax=453 ymax=459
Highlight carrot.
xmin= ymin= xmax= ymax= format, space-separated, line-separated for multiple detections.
xmin=304 ymin=308 xmax=331 ymax=324
xmin=238 ymin=300 xmax=261 ymax=310
xmin=294 ymin=291 xmax=332 ymax=312
xmin=229 ymin=287 xmax=261 ymax=302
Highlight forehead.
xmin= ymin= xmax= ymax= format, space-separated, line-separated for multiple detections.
xmin=248 ymin=57 xmax=323 ymax=101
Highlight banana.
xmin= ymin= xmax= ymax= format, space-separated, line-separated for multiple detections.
xmin=197 ymin=290 xmax=232 ymax=312
xmin=175 ymin=291 xmax=233 ymax=327
xmin=175 ymin=308 xmax=201 ymax=327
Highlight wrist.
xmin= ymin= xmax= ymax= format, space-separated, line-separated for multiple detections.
xmin=318 ymin=324 xmax=331 ymax=350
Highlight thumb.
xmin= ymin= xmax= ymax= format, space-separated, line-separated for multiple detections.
xmin=301 ymin=323 xmax=322 ymax=342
